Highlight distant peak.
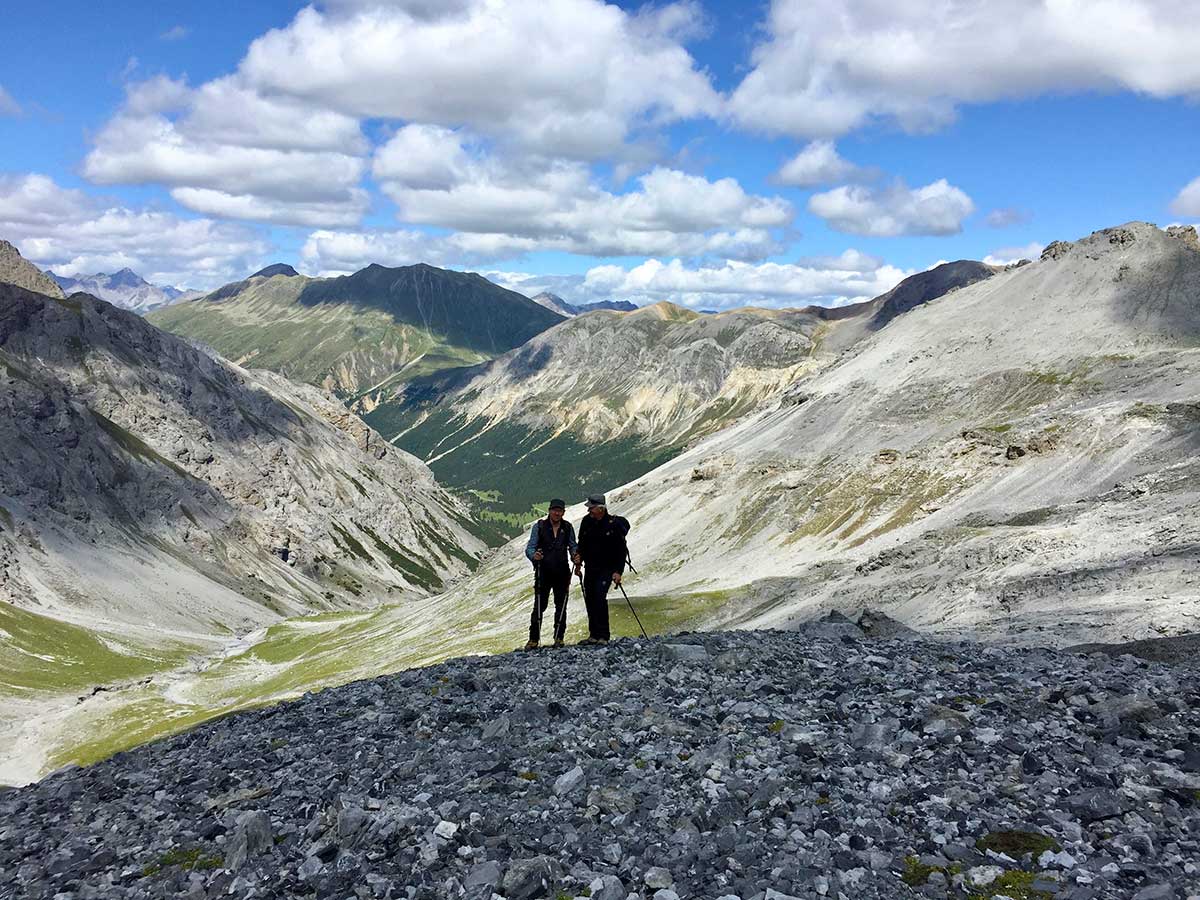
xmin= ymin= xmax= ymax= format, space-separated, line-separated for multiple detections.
xmin=251 ymin=263 xmax=300 ymax=279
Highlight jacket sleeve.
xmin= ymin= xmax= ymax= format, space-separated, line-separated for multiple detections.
xmin=613 ymin=517 xmax=629 ymax=574
xmin=566 ymin=522 xmax=579 ymax=558
xmin=524 ymin=522 xmax=540 ymax=562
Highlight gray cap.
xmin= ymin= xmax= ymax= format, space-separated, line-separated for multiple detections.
xmin=548 ymin=498 xmax=566 ymax=510
xmin=585 ymin=493 xmax=607 ymax=508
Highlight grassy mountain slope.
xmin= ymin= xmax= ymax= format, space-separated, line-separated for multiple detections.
xmin=364 ymin=264 xmax=999 ymax=531
xmin=148 ymin=263 xmax=564 ymax=398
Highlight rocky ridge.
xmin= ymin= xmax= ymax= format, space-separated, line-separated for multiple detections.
xmin=0 ymin=240 xmax=65 ymax=299
xmin=2 ymin=625 xmax=1198 ymax=899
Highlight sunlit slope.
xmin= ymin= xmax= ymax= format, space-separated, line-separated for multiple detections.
xmin=148 ymin=263 xmax=564 ymax=397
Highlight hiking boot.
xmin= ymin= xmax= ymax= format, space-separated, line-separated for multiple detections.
xmin=577 ymin=637 xmax=597 ymax=646
xmin=594 ymin=637 xmax=609 ymax=645
xmin=552 ymin=639 xmax=565 ymax=648
xmin=523 ymin=640 xmax=539 ymax=651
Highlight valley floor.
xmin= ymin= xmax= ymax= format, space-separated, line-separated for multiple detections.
xmin=1 ymin=626 xmax=1197 ymax=899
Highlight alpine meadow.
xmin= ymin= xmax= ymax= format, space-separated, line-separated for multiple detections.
xmin=2 ymin=2 xmax=1200 ymax=899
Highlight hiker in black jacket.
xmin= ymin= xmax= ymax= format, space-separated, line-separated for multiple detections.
xmin=573 ymin=493 xmax=629 ymax=645
xmin=523 ymin=498 xmax=577 ymax=650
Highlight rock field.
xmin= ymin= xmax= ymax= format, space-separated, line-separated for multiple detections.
xmin=2 ymin=620 xmax=1198 ymax=900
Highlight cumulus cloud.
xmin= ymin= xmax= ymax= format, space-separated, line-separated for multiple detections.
xmin=731 ymin=0 xmax=1200 ymax=138
xmin=240 ymin=0 xmax=719 ymax=159
xmin=985 ymin=207 xmax=1031 ymax=228
xmin=0 ymin=85 xmax=21 ymax=117
xmin=372 ymin=126 xmax=792 ymax=259
xmin=775 ymin=141 xmax=864 ymax=187
xmin=808 ymin=179 xmax=975 ymax=237
xmin=0 ymin=174 xmax=268 ymax=287
xmin=82 ymin=77 xmax=369 ymax=227
xmin=1170 ymin=176 xmax=1200 ymax=217
xmin=983 ymin=241 xmax=1044 ymax=266
xmin=577 ymin=256 xmax=910 ymax=310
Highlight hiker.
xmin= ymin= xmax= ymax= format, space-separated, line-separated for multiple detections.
xmin=573 ymin=493 xmax=629 ymax=645
xmin=524 ymin=498 xmax=578 ymax=650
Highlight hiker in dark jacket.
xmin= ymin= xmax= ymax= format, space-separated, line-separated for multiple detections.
xmin=523 ymin=498 xmax=578 ymax=650
xmin=572 ymin=493 xmax=629 ymax=645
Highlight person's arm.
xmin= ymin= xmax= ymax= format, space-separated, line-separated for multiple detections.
xmin=573 ymin=518 xmax=586 ymax=570
xmin=612 ymin=517 xmax=629 ymax=581
xmin=566 ymin=522 xmax=579 ymax=559
xmin=525 ymin=522 xmax=540 ymax=563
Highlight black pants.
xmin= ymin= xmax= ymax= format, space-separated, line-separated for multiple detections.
xmin=582 ymin=572 xmax=613 ymax=640
xmin=529 ymin=567 xmax=570 ymax=642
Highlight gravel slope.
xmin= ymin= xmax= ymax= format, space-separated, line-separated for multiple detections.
xmin=2 ymin=623 xmax=1198 ymax=900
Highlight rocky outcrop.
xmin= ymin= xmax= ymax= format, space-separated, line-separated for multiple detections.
xmin=0 ymin=239 xmax=64 ymax=298
xmin=2 ymin=629 xmax=1197 ymax=898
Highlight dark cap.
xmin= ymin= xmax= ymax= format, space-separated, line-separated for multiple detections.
xmin=585 ymin=493 xmax=607 ymax=508
xmin=548 ymin=498 xmax=566 ymax=510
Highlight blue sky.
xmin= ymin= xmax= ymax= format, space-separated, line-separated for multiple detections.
xmin=1 ymin=0 xmax=1198 ymax=308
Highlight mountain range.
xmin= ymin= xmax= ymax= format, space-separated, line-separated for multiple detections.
xmin=48 ymin=268 xmax=200 ymax=315
xmin=148 ymin=263 xmax=565 ymax=401
xmin=529 ymin=291 xmax=638 ymax=317
xmin=3 ymin=222 xmax=1198 ymax=788
xmin=366 ymin=262 xmax=1001 ymax=526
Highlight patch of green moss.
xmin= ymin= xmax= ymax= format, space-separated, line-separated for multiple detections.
xmin=975 ymin=830 xmax=1060 ymax=857
xmin=900 ymin=855 xmax=939 ymax=887
xmin=517 ymin=771 xmax=538 ymax=781
xmin=768 ymin=719 xmax=785 ymax=734
xmin=968 ymin=870 xmax=1053 ymax=899
xmin=143 ymin=846 xmax=222 ymax=878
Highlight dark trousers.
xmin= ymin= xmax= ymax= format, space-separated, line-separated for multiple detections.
xmin=582 ymin=572 xmax=613 ymax=640
xmin=529 ymin=567 xmax=570 ymax=642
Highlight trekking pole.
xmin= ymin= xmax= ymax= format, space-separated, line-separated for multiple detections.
xmin=617 ymin=581 xmax=648 ymax=639
xmin=532 ymin=561 xmax=544 ymax=641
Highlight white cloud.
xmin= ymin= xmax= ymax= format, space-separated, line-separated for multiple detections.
xmin=0 ymin=174 xmax=268 ymax=288
xmin=0 ymin=85 xmax=21 ymax=117
xmin=808 ymin=179 xmax=975 ymax=237
xmin=984 ymin=241 xmax=1044 ymax=266
xmin=731 ymin=0 xmax=1200 ymax=138
xmin=574 ymin=255 xmax=911 ymax=310
xmin=1170 ymin=176 xmax=1200 ymax=217
xmin=240 ymin=0 xmax=719 ymax=159
xmin=82 ymin=77 xmax=369 ymax=227
xmin=985 ymin=207 xmax=1031 ymax=228
xmin=775 ymin=140 xmax=863 ymax=187
xmin=372 ymin=126 xmax=792 ymax=259
xmin=160 ymin=25 xmax=190 ymax=41
xmin=793 ymin=248 xmax=884 ymax=273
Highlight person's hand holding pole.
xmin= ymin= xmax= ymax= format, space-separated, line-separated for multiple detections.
xmin=533 ymin=549 xmax=543 ymax=561
xmin=612 ymin=572 xmax=622 ymax=586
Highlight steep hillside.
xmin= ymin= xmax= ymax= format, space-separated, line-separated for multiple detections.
xmin=431 ymin=223 xmax=1200 ymax=651
xmin=0 ymin=240 xmax=65 ymax=299
xmin=0 ymin=283 xmax=487 ymax=783
xmin=148 ymin=263 xmax=564 ymax=398
xmin=49 ymin=267 xmax=195 ymax=314
xmin=365 ymin=263 xmax=996 ymax=530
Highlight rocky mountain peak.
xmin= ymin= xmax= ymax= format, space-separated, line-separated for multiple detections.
xmin=0 ymin=239 xmax=65 ymax=299
xmin=250 ymin=263 xmax=300 ymax=279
